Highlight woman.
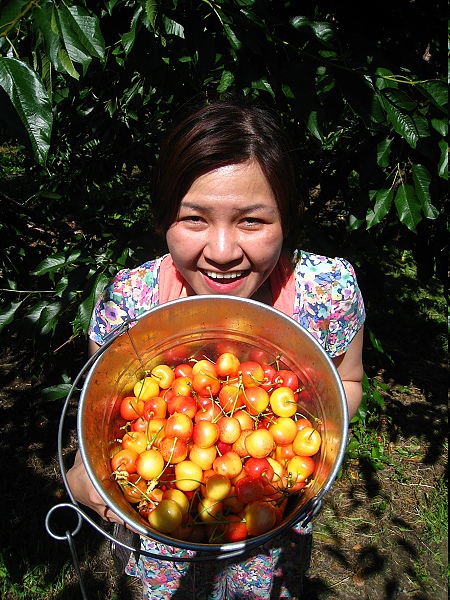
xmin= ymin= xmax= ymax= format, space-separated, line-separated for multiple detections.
xmin=67 ymin=99 xmax=365 ymax=599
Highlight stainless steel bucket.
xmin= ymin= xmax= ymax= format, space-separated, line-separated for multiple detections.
xmin=78 ymin=295 xmax=348 ymax=556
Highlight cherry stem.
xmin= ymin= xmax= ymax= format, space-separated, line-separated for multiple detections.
xmin=120 ymin=478 xmax=157 ymax=506
xmin=295 ymin=404 xmax=321 ymax=423
xmin=268 ymin=354 xmax=282 ymax=370
xmin=146 ymin=423 xmax=164 ymax=449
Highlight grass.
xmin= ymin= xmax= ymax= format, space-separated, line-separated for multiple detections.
xmin=0 ymin=559 xmax=67 ymax=599
xmin=412 ymin=477 xmax=448 ymax=597
xmin=420 ymin=471 xmax=448 ymax=545
xmin=345 ymin=374 xmax=393 ymax=472
xmin=0 ymin=144 xmax=26 ymax=177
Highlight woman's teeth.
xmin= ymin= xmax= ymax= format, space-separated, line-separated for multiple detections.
xmin=205 ymin=270 xmax=244 ymax=280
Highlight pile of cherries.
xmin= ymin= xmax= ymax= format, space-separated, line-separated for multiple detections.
xmin=110 ymin=350 xmax=322 ymax=542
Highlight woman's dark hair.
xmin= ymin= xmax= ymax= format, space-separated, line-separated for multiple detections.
xmin=152 ymin=99 xmax=303 ymax=248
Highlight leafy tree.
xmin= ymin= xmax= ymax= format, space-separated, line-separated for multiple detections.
xmin=0 ymin=0 xmax=447 ymax=393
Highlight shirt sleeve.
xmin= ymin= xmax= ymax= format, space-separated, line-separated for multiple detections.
xmin=87 ymin=259 xmax=162 ymax=345
xmin=326 ymin=257 xmax=365 ymax=357
xmin=293 ymin=252 xmax=365 ymax=358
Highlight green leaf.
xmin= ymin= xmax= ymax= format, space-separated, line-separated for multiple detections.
xmin=366 ymin=188 xmax=394 ymax=229
xmin=373 ymin=67 xmax=397 ymax=90
xmin=217 ymin=69 xmax=235 ymax=92
xmin=38 ymin=302 xmax=62 ymax=335
xmin=411 ymin=113 xmax=430 ymax=139
xmin=240 ymin=7 xmax=265 ymax=27
xmin=223 ymin=23 xmax=242 ymax=52
xmin=346 ymin=437 xmax=360 ymax=451
xmin=0 ymin=1 xmax=26 ymax=31
xmin=31 ymin=250 xmax=82 ymax=276
xmin=35 ymin=190 xmax=62 ymax=200
xmin=163 ymin=16 xmax=185 ymax=38
xmin=57 ymin=46 xmax=79 ymax=80
xmin=251 ymin=76 xmax=274 ymax=97
xmin=382 ymin=92 xmax=419 ymax=149
xmin=352 ymin=401 xmax=367 ymax=424
xmin=290 ymin=16 xmax=336 ymax=45
xmin=306 ymin=110 xmax=324 ymax=142
xmin=417 ymin=80 xmax=448 ymax=112
xmin=431 ymin=117 xmax=448 ymax=137
xmin=369 ymin=330 xmax=385 ymax=354
xmin=121 ymin=30 xmax=136 ymax=56
xmin=282 ymin=83 xmax=294 ymax=99
xmin=382 ymin=88 xmax=416 ymax=112
xmin=283 ymin=63 xmax=324 ymax=141
xmin=0 ymin=57 xmax=52 ymax=165
xmin=145 ymin=0 xmax=158 ymax=29
xmin=0 ymin=300 xmax=24 ymax=333
xmin=371 ymin=446 xmax=381 ymax=460
xmin=376 ymin=138 xmax=393 ymax=168
xmin=437 ymin=138 xmax=448 ymax=180
xmin=347 ymin=214 xmax=364 ymax=232
xmin=394 ymin=183 xmax=422 ymax=232
xmin=62 ymin=5 xmax=105 ymax=59
xmin=369 ymin=92 xmax=386 ymax=124
xmin=41 ymin=383 xmax=74 ymax=401
xmin=316 ymin=68 xmax=335 ymax=96
xmin=26 ymin=300 xmax=49 ymax=324
xmin=122 ymin=6 xmax=142 ymax=55
xmin=337 ymin=72 xmax=379 ymax=126
xmin=77 ymin=272 xmax=110 ymax=335
xmin=32 ymin=4 xmax=62 ymax=71
xmin=54 ymin=275 xmax=69 ymax=297
xmin=371 ymin=388 xmax=385 ymax=408
xmin=411 ymin=164 xmax=439 ymax=219
xmin=55 ymin=5 xmax=105 ymax=75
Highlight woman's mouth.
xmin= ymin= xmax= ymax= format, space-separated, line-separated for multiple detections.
xmin=204 ymin=270 xmax=245 ymax=281
xmin=201 ymin=269 xmax=247 ymax=293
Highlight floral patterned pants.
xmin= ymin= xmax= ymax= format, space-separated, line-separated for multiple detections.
xmin=125 ymin=523 xmax=312 ymax=600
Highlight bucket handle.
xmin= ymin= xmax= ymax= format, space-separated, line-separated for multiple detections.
xmin=46 ymin=320 xmax=322 ymax=570
xmin=46 ymin=331 xmax=284 ymax=563
xmin=44 ymin=500 xmax=277 ymax=562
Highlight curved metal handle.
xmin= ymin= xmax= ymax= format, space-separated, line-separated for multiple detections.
xmin=300 ymin=497 xmax=322 ymax=528
xmin=50 ymin=322 xmax=262 ymax=562
xmin=48 ymin=314 xmax=322 ymax=564
xmin=45 ymin=502 xmax=254 ymax=562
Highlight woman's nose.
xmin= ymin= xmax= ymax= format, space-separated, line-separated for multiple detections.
xmin=203 ymin=226 xmax=243 ymax=265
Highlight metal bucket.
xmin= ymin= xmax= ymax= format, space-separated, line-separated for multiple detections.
xmin=78 ymin=295 xmax=348 ymax=556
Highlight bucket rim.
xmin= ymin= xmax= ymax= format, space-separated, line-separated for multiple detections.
xmin=78 ymin=295 xmax=349 ymax=554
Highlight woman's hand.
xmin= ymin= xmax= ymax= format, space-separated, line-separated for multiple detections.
xmin=66 ymin=450 xmax=125 ymax=526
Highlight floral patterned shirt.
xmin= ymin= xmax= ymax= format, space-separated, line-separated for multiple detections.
xmin=88 ymin=251 xmax=365 ymax=358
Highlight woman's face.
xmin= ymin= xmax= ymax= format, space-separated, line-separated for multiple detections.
xmin=166 ymin=161 xmax=284 ymax=301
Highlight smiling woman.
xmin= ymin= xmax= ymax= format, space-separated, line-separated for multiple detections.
xmin=66 ymin=97 xmax=366 ymax=600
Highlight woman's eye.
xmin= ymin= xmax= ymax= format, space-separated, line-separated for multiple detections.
xmin=242 ymin=217 xmax=264 ymax=225
xmin=182 ymin=215 xmax=203 ymax=223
